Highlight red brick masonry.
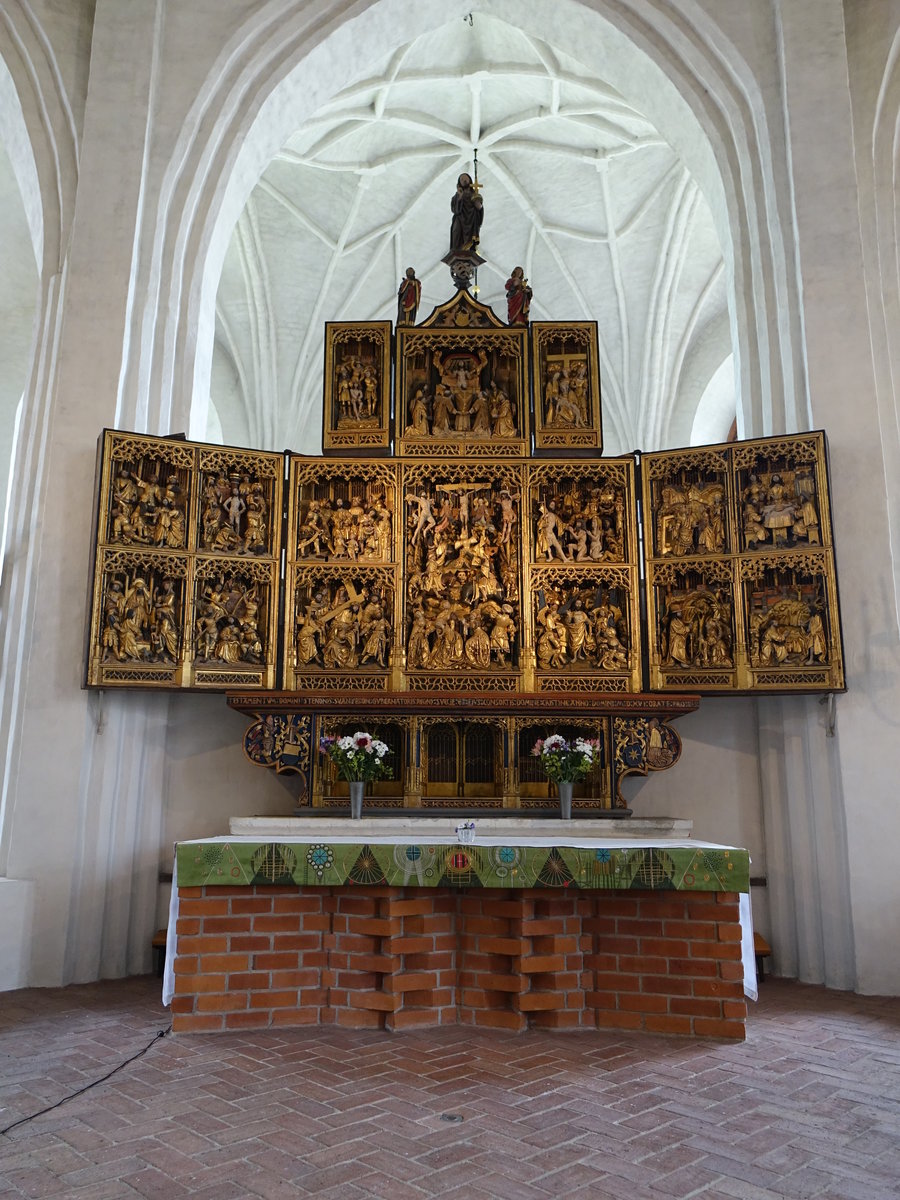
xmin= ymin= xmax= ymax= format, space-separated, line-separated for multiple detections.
xmin=172 ymin=886 xmax=747 ymax=1038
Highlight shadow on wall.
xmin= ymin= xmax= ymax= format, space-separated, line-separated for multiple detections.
xmin=164 ymin=691 xmax=298 ymax=845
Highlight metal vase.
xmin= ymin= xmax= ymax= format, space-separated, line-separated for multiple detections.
xmin=557 ymin=780 xmax=574 ymax=820
xmin=349 ymin=780 xmax=365 ymax=819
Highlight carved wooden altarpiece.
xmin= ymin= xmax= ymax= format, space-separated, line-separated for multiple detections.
xmin=84 ymin=294 xmax=845 ymax=814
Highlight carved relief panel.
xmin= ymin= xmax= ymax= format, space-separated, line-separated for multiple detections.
xmin=92 ymin=550 xmax=190 ymax=687
xmin=196 ymin=448 xmax=281 ymax=558
xmin=285 ymin=457 xmax=400 ymax=691
xmin=526 ymin=460 xmax=642 ymax=693
xmin=395 ymin=293 xmax=528 ymax=458
xmin=530 ymin=322 xmax=603 ymax=453
xmin=86 ymin=431 xmax=283 ymax=689
xmin=104 ymin=435 xmax=194 ymax=551
xmin=190 ymin=557 xmax=279 ymax=689
xmin=289 ymin=458 xmax=399 ymax=566
xmin=643 ymin=432 xmax=844 ymax=692
xmin=285 ymin=565 xmax=397 ymax=692
xmin=322 ymin=322 xmax=392 ymax=454
xmin=400 ymin=460 xmax=525 ymax=691
xmin=644 ymin=448 xmax=732 ymax=559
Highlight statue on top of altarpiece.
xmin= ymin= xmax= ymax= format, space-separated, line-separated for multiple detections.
xmin=449 ymin=173 xmax=484 ymax=253
xmin=397 ymin=267 xmax=421 ymax=326
xmin=505 ymin=267 xmax=532 ymax=327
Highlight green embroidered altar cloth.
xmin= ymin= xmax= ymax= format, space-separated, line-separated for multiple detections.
xmin=176 ymin=837 xmax=749 ymax=893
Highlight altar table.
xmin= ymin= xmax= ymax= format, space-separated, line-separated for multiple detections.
xmin=165 ymin=830 xmax=753 ymax=1039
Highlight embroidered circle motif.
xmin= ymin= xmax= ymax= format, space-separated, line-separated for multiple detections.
xmin=307 ymin=844 xmax=333 ymax=870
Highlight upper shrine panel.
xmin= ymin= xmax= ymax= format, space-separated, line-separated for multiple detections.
xmin=319 ymin=290 xmax=603 ymax=460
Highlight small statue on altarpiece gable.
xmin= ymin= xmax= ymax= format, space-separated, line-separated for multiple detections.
xmin=397 ymin=267 xmax=421 ymax=326
xmin=505 ymin=266 xmax=532 ymax=326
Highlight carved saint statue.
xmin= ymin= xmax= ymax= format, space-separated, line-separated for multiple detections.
xmin=505 ymin=267 xmax=532 ymax=326
xmin=397 ymin=267 xmax=421 ymax=326
xmin=449 ymin=173 xmax=483 ymax=253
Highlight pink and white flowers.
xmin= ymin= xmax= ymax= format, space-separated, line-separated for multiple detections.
xmin=320 ymin=731 xmax=392 ymax=782
xmin=531 ymin=734 xmax=599 ymax=783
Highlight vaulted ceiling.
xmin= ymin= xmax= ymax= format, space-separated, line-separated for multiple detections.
xmin=212 ymin=13 xmax=734 ymax=457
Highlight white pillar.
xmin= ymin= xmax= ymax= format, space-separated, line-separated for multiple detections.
xmin=755 ymin=0 xmax=900 ymax=993
xmin=0 ymin=1 xmax=171 ymax=986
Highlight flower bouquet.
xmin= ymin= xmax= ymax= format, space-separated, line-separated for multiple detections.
xmin=320 ymin=731 xmax=392 ymax=819
xmin=531 ymin=734 xmax=599 ymax=818
xmin=320 ymin=731 xmax=393 ymax=782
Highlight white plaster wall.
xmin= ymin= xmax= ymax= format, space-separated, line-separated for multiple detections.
xmin=624 ymin=699 xmax=769 ymax=940
xmin=163 ymin=694 xmax=302 ymax=851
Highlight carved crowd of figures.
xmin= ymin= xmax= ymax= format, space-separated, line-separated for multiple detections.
xmin=535 ymin=588 xmax=629 ymax=673
xmin=533 ymin=481 xmax=625 ymax=563
xmin=200 ymin=471 xmax=268 ymax=555
xmin=748 ymin=595 xmax=827 ymax=667
xmin=542 ymin=359 xmax=589 ymax=428
xmin=741 ymin=467 xmax=820 ymax=549
xmin=661 ymin=588 xmax=734 ymax=670
xmin=654 ymin=467 xmax=821 ymax=559
xmin=296 ymin=490 xmax=393 ymax=562
xmin=295 ymin=584 xmax=391 ymax=670
xmin=102 ymin=573 xmax=180 ymax=664
xmin=335 ymin=357 xmax=380 ymax=425
xmin=110 ymin=464 xmax=186 ymax=549
xmin=404 ymin=349 xmax=517 ymax=440
xmin=404 ymin=483 xmax=519 ymax=670
xmin=656 ymin=480 xmax=726 ymax=556
xmin=193 ymin=573 xmax=265 ymax=666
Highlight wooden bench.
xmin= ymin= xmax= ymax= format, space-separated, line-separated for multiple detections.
xmin=152 ymin=929 xmax=167 ymax=977
xmin=754 ymin=932 xmax=772 ymax=981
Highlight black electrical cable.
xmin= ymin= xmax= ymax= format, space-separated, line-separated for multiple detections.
xmin=0 ymin=1025 xmax=171 ymax=1136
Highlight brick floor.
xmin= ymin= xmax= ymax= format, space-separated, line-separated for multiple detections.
xmin=0 ymin=977 xmax=897 ymax=1198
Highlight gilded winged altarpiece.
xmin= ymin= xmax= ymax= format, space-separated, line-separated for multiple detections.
xmin=85 ymin=289 xmax=845 ymax=811
xmin=642 ymin=432 xmax=844 ymax=692
xmin=86 ymin=431 xmax=283 ymax=689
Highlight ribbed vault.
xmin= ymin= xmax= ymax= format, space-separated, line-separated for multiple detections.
xmin=212 ymin=12 xmax=734 ymax=456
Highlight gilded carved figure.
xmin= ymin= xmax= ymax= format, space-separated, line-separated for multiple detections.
xmin=449 ymin=172 xmax=483 ymax=253
xmin=397 ymin=267 xmax=421 ymax=326
xmin=505 ymin=267 xmax=532 ymax=326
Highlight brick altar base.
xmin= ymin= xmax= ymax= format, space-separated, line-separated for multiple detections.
xmin=172 ymin=886 xmax=747 ymax=1038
